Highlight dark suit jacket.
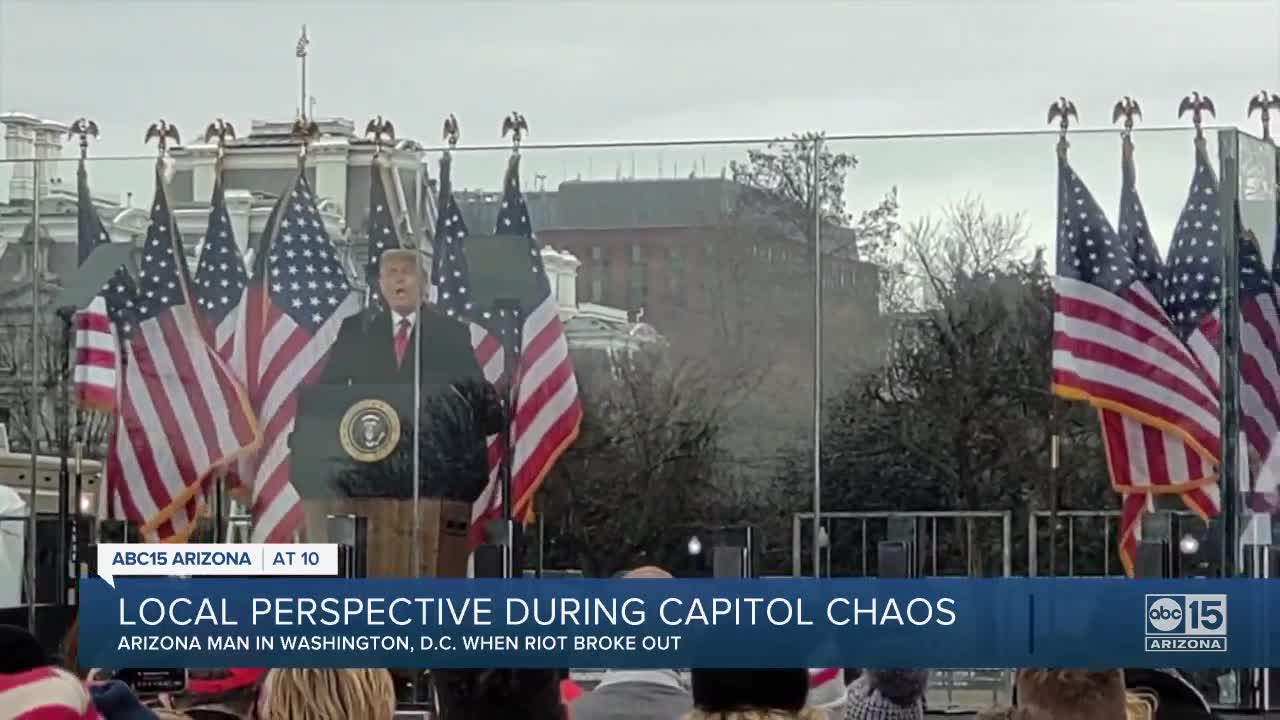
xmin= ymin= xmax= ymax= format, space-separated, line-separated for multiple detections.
xmin=297 ymin=304 xmax=503 ymax=501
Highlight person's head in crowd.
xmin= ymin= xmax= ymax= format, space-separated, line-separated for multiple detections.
xmin=572 ymin=565 xmax=692 ymax=720
xmin=180 ymin=669 xmax=266 ymax=720
xmin=1122 ymin=668 xmax=1214 ymax=720
xmin=844 ymin=669 xmax=928 ymax=720
xmin=378 ymin=249 xmax=425 ymax=316
xmin=431 ymin=668 xmax=565 ymax=720
xmin=1015 ymin=670 xmax=1127 ymax=720
xmin=806 ymin=668 xmax=846 ymax=720
xmin=974 ymin=707 xmax=1038 ymax=720
xmin=689 ymin=669 xmax=824 ymax=720
xmin=258 ymin=668 xmax=395 ymax=720
xmin=0 ymin=624 xmax=51 ymax=675
xmin=624 ymin=565 xmax=673 ymax=580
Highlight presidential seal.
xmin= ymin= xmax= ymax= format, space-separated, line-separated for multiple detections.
xmin=338 ymin=399 xmax=400 ymax=462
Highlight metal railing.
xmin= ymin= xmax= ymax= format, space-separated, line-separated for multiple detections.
xmin=791 ymin=510 xmax=1013 ymax=578
xmin=1026 ymin=508 xmax=1205 ymax=577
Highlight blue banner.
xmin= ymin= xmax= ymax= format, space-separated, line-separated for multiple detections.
xmin=77 ymin=578 xmax=1279 ymax=669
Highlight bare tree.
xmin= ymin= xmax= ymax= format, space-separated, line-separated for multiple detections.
xmin=0 ymin=321 xmax=112 ymax=456
xmin=539 ymin=348 xmax=727 ymax=576
xmin=769 ymin=197 xmax=1111 ymax=576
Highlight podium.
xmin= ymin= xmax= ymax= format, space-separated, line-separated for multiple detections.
xmin=300 ymin=498 xmax=470 ymax=578
xmin=289 ymin=383 xmax=488 ymax=578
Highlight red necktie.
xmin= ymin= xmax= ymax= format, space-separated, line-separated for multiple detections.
xmin=394 ymin=318 xmax=411 ymax=366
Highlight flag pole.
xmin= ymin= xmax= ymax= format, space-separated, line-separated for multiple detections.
xmin=1046 ymin=97 xmax=1077 ymax=577
xmin=298 ymin=25 xmax=308 ymax=124
xmin=26 ymin=151 xmax=43 ymax=632
xmin=1182 ymin=92 xmax=1240 ymax=578
xmin=58 ymin=120 xmax=97 ymax=604
xmin=498 ymin=113 xmax=528 ymax=579
xmin=206 ymin=118 xmax=234 ymax=543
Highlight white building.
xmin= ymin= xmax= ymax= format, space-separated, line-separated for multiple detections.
xmin=0 ymin=112 xmax=663 ymax=355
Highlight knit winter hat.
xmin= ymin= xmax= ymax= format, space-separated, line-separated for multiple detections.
xmin=0 ymin=624 xmax=53 ymax=676
xmin=807 ymin=668 xmax=847 ymax=711
xmin=691 ymin=669 xmax=810 ymax=712
xmin=844 ymin=670 xmax=928 ymax=720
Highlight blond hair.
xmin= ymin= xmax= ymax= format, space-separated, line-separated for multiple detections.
xmin=260 ymin=668 xmax=395 ymax=720
xmin=1125 ymin=689 xmax=1157 ymax=720
xmin=685 ymin=709 xmax=827 ymax=720
xmin=1015 ymin=669 xmax=1127 ymax=720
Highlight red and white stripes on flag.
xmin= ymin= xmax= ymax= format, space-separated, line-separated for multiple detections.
xmin=466 ymin=296 xmax=583 ymax=547
xmin=1054 ymin=277 xmax=1223 ymax=464
xmin=463 ymin=159 xmax=582 ymax=549
xmin=73 ymin=295 xmax=119 ymax=413
xmin=1099 ymin=410 xmax=1221 ymax=577
xmin=106 ymin=173 xmax=258 ymax=541
xmin=240 ymin=172 xmax=359 ymax=542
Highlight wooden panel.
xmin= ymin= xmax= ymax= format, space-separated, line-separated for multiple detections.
xmin=302 ymin=498 xmax=470 ymax=578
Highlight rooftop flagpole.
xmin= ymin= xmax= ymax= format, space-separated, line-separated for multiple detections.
xmin=296 ymin=26 xmax=310 ymax=122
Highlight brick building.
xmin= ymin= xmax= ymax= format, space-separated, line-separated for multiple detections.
xmin=460 ymin=175 xmax=887 ymax=487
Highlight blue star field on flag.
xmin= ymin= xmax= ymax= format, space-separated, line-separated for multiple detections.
xmin=254 ymin=174 xmax=351 ymax=333
xmin=1161 ymin=146 xmax=1242 ymax=337
xmin=1056 ymin=155 xmax=1132 ymax=293
xmin=78 ymin=158 xmax=139 ymax=335
xmin=482 ymin=158 xmax=553 ymax=351
xmin=366 ymin=160 xmax=402 ymax=311
xmin=132 ymin=171 xmax=194 ymax=333
xmin=193 ymin=182 xmax=248 ymax=328
xmin=431 ymin=154 xmax=476 ymax=321
xmin=1118 ymin=149 xmax=1164 ymax=301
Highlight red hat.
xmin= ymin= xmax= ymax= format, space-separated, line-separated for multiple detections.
xmin=187 ymin=668 xmax=267 ymax=696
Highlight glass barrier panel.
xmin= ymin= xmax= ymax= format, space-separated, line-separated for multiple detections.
xmin=425 ymin=140 xmax=817 ymax=580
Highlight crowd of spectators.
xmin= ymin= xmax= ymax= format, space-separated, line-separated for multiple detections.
xmin=0 ymin=565 xmax=1222 ymax=720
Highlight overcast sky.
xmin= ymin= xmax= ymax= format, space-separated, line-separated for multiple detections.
xmin=2 ymin=0 xmax=1279 ymax=258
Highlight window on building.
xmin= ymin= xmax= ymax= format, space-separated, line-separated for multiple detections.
xmin=629 ymin=244 xmax=647 ymax=310
xmin=591 ymin=246 xmax=603 ymax=261
xmin=668 ymin=246 xmax=685 ymax=305
xmin=591 ymin=277 xmax=603 ymax=303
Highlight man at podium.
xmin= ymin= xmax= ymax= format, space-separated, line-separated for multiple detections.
xmin=291 ymin=249 xmax=502 ymax=575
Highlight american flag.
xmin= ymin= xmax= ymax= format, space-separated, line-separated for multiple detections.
xmin=431 ymin=155 xmax=506 ymax=547
xmin=72 ymin=157 xmax=137 ymax=414
xmin=436 ymin=155 xmax=581 ymax=546
xmin=1052 ymin=151 xmax=1224 ymax=574
xmin=193 ymin=180 xmax=250 ymax=493
xmin=1099 ymin=148 xmax=1221 ymax=575
xmin=365 ymin=158 xmax=403 ymax=310
xmin=1053 ymin=152 xmax=1222 ymax=460
xmin=105 ymin=169 xmax=258 ymax=541
xmin=193 ymin=180 xmax=248 ymax=365
xmin=295 ymin=25 xmax=309 ymax=58
xmin=241 ymin=171 xmax=360 ymax=542
xmin=1163 ymin=142 xmax=1280 ymax=518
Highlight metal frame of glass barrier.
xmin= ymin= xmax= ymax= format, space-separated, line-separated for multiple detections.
xmin=2 ymin=125 xmax=1274 ymax=711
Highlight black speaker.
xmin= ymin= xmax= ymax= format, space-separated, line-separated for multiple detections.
xmin=327 ymin=514 xmax=368 ymax=578
xmin=711 ymin=546 xmax=745 ymax=578
xmin=473 ymin=544 xmax=505 ymax=578
xmin=1136 ymin=541 xmax=1169 ymax=578
xmin=32 ymin=513 xmax=93 ymax=605
xmin=877 ymin=541 xmax=910 ymax=578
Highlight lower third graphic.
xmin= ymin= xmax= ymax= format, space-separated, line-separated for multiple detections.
xmin=1144 ymin=594 xmax=1227 ymax=652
